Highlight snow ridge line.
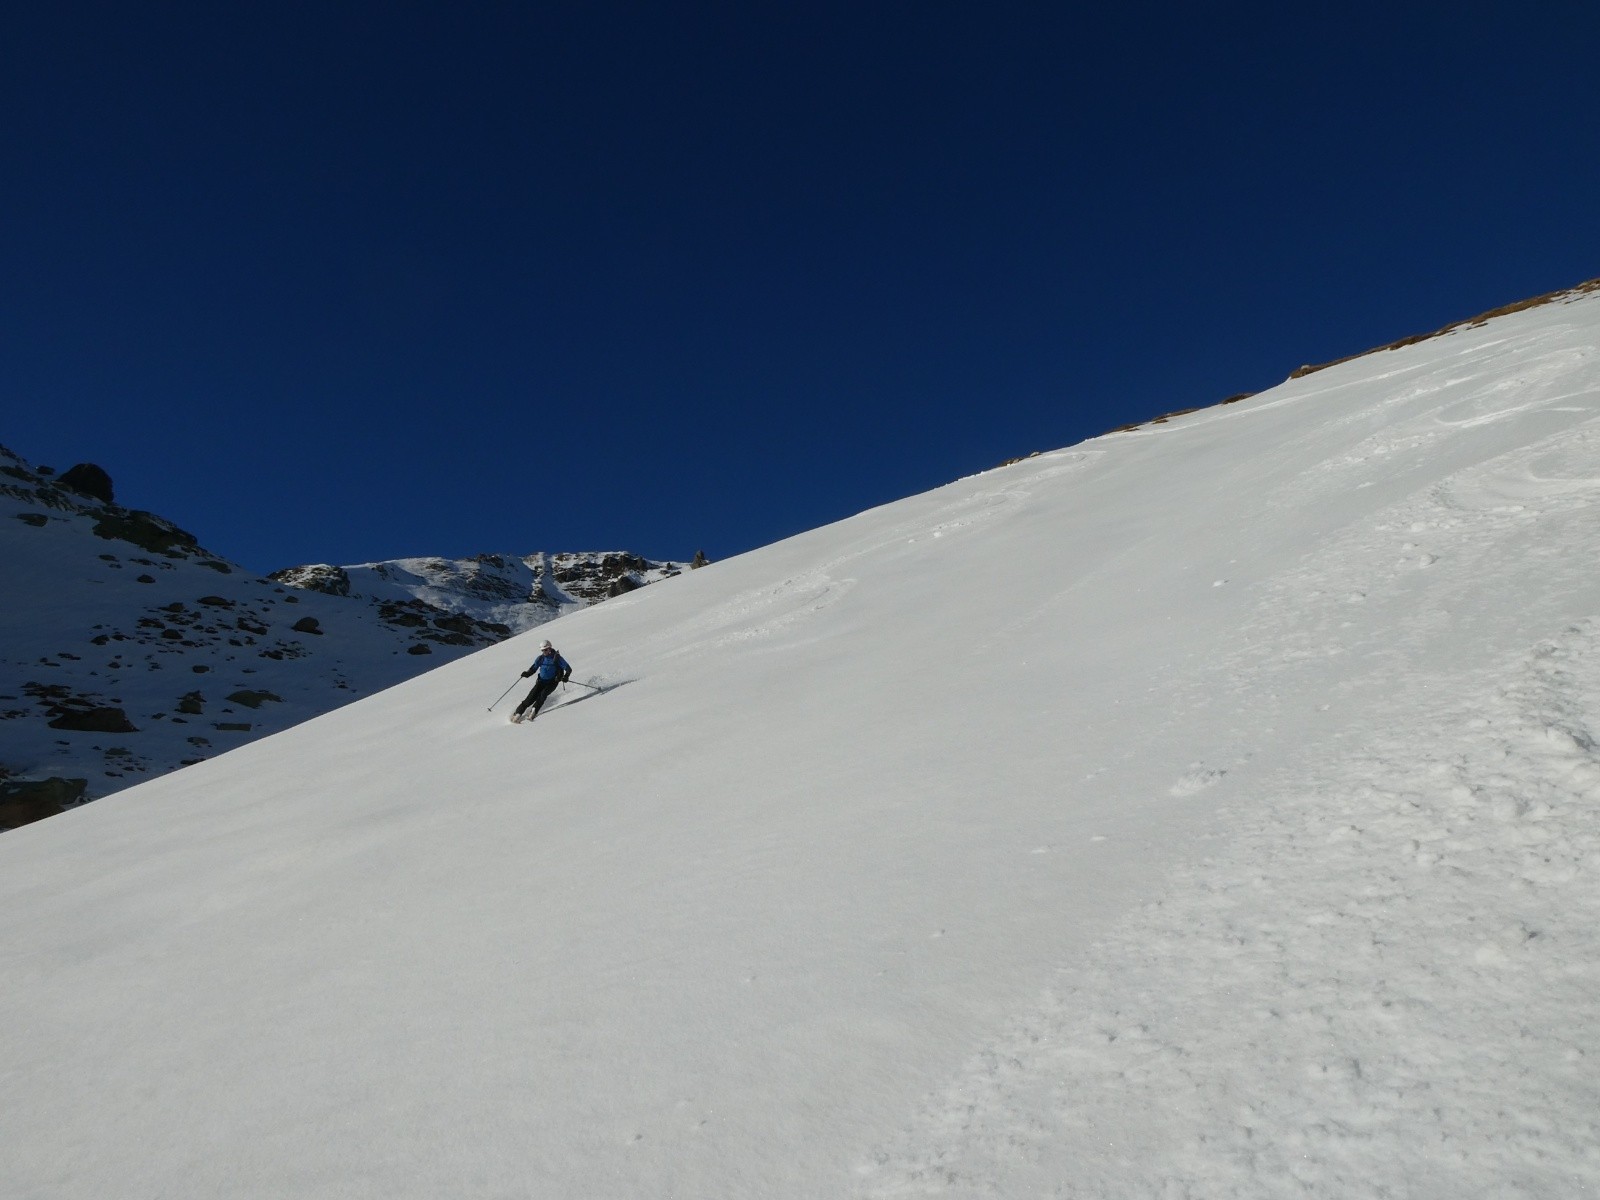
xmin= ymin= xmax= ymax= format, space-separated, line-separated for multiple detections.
xmin=855 ymin=620 xmax=1600 ymax=1198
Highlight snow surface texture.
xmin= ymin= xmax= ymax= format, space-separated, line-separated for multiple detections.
xmin=3 ymin=289 xmax=1599 ymax=1197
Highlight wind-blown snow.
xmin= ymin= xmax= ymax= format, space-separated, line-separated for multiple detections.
xmin=3 ymin=291 xmax=1599 ymax=1197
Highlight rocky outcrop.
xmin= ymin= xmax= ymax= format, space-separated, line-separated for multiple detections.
xmin=268 ymin=563 xmax=351 ymax=596
xmin=59 ymin=463 xmax=114 ymax=504
xmin=0 ymin=776 xmax=88 ymax=829
xmin=0 ymin=444 xmax=228 ymax=568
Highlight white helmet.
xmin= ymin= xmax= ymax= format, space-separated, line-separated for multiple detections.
xmin=540 ymin=639 xmax=554 ymax=651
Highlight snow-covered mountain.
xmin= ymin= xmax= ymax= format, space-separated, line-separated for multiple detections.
xmin=3 ymin=280 xmax=1599 ymax=1197
xmin=0 ymin=452 xmax=683 ymax=825
xmin=270 ymin=549 xmax=687 ymax=633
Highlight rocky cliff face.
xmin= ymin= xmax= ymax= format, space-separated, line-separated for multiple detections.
xmin=0 ymin=443 xmax=686 ymax=829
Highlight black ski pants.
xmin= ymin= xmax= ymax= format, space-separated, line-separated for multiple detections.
xmin=516 ymin=675 xmax=561 ymax=717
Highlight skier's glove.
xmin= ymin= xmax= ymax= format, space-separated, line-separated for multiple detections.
xmin=521 ymin=670 xmax=532 ymax=678
xmin=561 ymin=671 xmax=571 ymax=682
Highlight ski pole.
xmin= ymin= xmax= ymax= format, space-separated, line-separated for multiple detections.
xmin=565 ymin=679 xmax=603 ymax=692
xmin=488 ymin=674 xmax=525 ymax=712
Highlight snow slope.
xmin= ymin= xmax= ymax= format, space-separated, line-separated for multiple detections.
xmin=3 ymin=286 xmax=1599 ymax=1197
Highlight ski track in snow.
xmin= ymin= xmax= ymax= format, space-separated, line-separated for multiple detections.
xmin=856 ymin=619 xmax=1600 ymax=1199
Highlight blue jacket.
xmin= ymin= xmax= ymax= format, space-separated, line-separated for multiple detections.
xmin=528 ymin=651 xmax=571 ymax=682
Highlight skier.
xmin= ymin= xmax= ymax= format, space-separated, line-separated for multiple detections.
xmin=510 ymin=639 xmax=572 ymax=723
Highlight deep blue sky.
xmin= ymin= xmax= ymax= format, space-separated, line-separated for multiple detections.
xmin=4 ymin=2 xmax=1597 ymax=573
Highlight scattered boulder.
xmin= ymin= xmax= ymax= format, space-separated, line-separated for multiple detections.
xmin=407 ymin=644 xmax=432 ymax=655
xmin=197 ymin=595 xmax=234 ymax=608
xmin=48 ymin=707 xmax=138 ymax=733
xmin=16 ymin=512 xmax=48 ymax=527
xmin=225 ymin=690 xmax=282 ymax=709
xmin=59 ymin=463 xmax=114 ymax=504
xmin=691 ymin=550 xmax=710 ymax=569
xmin=176 ymin=691 xmax=205 ymax=715
xmin=291 ymin=616 xmax=322 ymax=635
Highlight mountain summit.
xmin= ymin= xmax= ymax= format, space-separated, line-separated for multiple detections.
xmin=4 ymin=283 xmax=1599 ymax=1196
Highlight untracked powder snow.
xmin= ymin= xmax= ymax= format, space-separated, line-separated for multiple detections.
xmin=3 ymin=289 xmax=1599 ymax=1197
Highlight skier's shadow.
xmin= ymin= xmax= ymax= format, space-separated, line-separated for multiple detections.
xmin=547 ymin=678 xmax=635 ymax=713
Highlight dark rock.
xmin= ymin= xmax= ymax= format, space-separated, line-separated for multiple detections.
xmin=691 ymin=550 xmax=709 ymax=569
xmin=176 ymin=691 xmax=205 ymax=715
xmin=192 ymin=665 xmax=210 ymax=674
xmin=407 ymin=644 xmax=432 ymax=655
xmin=48 ymin=707 xmax=139 ymax=733
xmin=16 ymin=512 xmax=48 ymax=527
xmin=197 ymin=595 xmax=234 ymax=607
xmin=136 ymin=574 xmax=155 ymax=583
xmin=291 ymin=616 xmax=322 ymax=635
xmin=92 ymin=511 xmax=199 ymax=558
xmin=225 ymin=690 xmax=282 ymax=709
xmin=214 ymin=722 xmax=251 ymax=732
xmin=59 ymin=463 xmax=114 ymax=504
xmin=0 ymin=776 xmax=88 ymax=828
xmin=378 ymin=600 xmax=436 ymax=628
